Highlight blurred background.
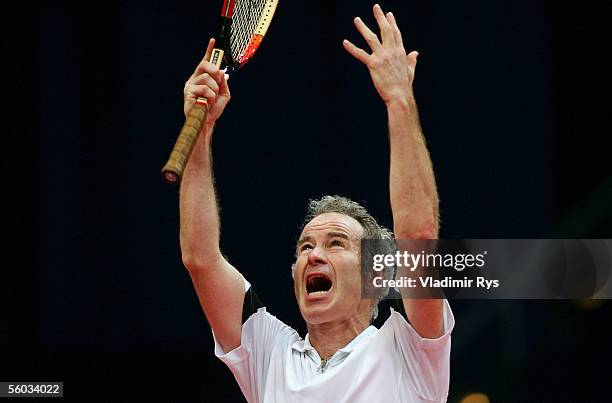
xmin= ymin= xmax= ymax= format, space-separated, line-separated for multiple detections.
xmin=4 ymin=0 xmax=611 ymax=401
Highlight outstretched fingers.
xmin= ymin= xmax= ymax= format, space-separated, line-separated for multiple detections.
xmin=353 ymin=17 xmax=383 ymax=53
xmin=372 ymin=4 xmax=394 ymax=47
xmin=348 ymin=5 xmax=405 ymax=61
xmin=386 ymin=11 xmax=404 ymax=49
xmin=343 ymin=39 xmax=370 ymax=64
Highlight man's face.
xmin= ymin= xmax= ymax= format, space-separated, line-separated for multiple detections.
xmin=294 ymin=213 xmax=372 ymax=325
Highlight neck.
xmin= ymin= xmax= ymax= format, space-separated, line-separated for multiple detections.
xmin=306 ymin=312 xmax=371 ymax=360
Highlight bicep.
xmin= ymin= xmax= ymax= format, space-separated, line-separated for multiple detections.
xmin=188 ymin=256 xmax=246 ymax=352
xmin=401 ymin=298 xmax=444 ymax=339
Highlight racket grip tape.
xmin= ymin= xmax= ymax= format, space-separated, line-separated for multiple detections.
xmin=161 ymin=101 xmax=209 ymax=184
xmin=161 ymin=48 xmax=224 ymax=185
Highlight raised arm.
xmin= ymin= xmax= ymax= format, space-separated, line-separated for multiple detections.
xmin=343 ymin=4 xmax=443 ymax=338
xmin=180 ymin=38 xmax=246 ymax=352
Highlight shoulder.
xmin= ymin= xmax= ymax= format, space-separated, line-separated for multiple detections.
xmin=380 ymin=300 xmax=455 ymax=350
xmin=242 ymin=307 xmax=300 ymax=348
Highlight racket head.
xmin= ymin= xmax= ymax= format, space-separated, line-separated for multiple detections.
xmin=217 ymin=0 xmax=279 ymax=73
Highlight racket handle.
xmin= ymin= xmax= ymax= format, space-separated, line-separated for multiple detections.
xmin=161 ymin=99 xmax=209 ymax=184
xmin=162 ymin=48 xmax=225 ymax=185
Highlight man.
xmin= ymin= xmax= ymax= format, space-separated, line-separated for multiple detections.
xmin=179 ymin=4 xmax=453 ymax=402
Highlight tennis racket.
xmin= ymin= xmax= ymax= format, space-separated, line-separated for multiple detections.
xmin=162 ymin=0 xmax=279 ymax=184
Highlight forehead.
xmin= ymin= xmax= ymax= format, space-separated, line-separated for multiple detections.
xmin=300 ymin=212 xmax=364 ymax=239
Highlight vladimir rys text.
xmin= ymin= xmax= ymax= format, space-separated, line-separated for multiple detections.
xmin=370 ymin=250 xmax=500 ymax=290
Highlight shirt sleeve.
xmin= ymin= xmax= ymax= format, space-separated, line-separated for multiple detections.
xmin=386 ymin=299 xmax=455 ymax=402
xmin=212 ymin=278 xmax=298 ymax=403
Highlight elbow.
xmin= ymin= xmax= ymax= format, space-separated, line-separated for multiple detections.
xmin=181 ymin=253 xmax=203 ymax=273
xmin=395 ymin=227 xmax=438 ymax=240
xmin=180 ymin=235 xmax=222 ymax=272
xmin=181 ymin=250 xmax=221 ymax=273
xmin=181 ymin=253 xmax=199 ymax=271
xmin=393 ymin=212 xmax=439 ymax=240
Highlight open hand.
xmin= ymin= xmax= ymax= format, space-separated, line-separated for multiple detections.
xmin=343 ymin=4 xmax=418 ymax=105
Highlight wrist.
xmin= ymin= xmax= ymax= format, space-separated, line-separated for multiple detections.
xmin=189 ymin=122 xmax=215 ymax=160
xmin=203 ymin=121 xmax=216 ymax=133
xmin=385 ymin=95 xmax=416 ymax=111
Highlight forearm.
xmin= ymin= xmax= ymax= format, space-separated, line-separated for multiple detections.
xmin=388 ymin=98 xmax=439 ymax=239
xmin=388 ymin=98 xmax=443 ymax=338
xmin=179 ymin=123 xmax=222 ymax=267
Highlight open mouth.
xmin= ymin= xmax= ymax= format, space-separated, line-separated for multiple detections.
xmin=306 ymin=274 xmax=333 ymax=296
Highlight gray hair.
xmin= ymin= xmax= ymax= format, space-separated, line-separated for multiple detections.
xmin=293 ymin=195 xmax=395 ymax=321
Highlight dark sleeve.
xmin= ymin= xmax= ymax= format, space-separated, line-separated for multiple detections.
xmin=371 ymin=290 xmax=410 ymax=328
xmin=241 ymin=286 xmax=264 ymax=324
xmin=386 ymin=287 xmax=410 ymax=321
xmin=391 ymin=296 xmax=409 ymax=321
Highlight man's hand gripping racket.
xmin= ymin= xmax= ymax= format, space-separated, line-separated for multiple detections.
xmin=162 ymin=0 xmax=279 ymax=185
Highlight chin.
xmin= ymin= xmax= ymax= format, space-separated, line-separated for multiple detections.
xmin=299 ymin=297 xmax=338 ymax=325
xmin=301 ymin=309 xmax=335 ymax=325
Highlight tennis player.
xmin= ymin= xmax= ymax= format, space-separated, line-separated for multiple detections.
xmin=179 ymin=4 xmax=453 ymax=402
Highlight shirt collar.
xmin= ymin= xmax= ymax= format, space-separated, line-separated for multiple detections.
xmin=291 ymin=325 xmax=377 ymax=354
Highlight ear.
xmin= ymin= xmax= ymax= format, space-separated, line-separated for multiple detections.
xmin=291 ymin=263 xmax=296 ymax=279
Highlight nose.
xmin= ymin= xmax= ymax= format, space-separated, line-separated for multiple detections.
xmin=307 ymin=245 xmax=328 ymax=266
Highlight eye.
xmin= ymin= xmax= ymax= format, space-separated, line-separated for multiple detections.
xmin=299 ymin=243 xmax=313 ymax=252
xmin=330 ymin=239 xmax=345 ymax=248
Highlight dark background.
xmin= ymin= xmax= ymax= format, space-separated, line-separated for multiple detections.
xmin=5 ymin=0 xmax=611 ymax=402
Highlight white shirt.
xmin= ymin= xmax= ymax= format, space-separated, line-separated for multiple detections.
xmin=213 ymin=281 xmax=454 ymax=403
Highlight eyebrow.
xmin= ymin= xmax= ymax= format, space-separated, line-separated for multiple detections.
xmin=297 ymin=235 xmax=314 ymax=247
xmin=326 ymin=231 xmax=350 ymax=241
xmin=296 ymin=231 xmax=351 ymax=247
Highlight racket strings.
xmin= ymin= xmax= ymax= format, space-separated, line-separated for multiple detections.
xmin=230 ymin=0 xmax=267 ymax=63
